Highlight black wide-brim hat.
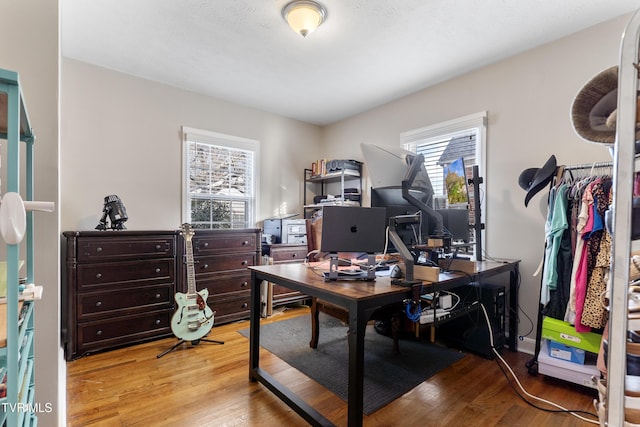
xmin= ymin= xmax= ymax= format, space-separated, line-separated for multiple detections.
xmin=518 ymin=155 xmax=557 ymax=207
xmin=571 ymin=65 xmax=640 ymax=144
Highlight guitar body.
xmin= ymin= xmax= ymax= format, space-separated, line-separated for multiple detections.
xmin=171 ymin=288 xmax=215 ymax=342
xmin=171 ymin=223 xmax=216 ymax=342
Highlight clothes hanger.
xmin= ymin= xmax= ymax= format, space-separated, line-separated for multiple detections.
xmin=554 ymin=165 xmax=566 ymax=189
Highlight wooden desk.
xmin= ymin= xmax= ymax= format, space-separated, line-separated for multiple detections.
xmin=248 ymin=260 xmax=519 ymax=427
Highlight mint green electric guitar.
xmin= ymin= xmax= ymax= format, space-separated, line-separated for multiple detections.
xmin=170 ymin=223 xmax=215 ymax=341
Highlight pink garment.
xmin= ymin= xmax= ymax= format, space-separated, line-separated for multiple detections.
xmin=566 ymin=193 xmax=589 ymax=314
xmin=574 ymin=183 xmax=595 ymax=333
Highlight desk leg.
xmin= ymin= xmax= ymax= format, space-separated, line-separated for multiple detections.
xmin=508 ymin=265 xmax=519 ymax=352
xmin=249 ymin=271 xmax=261 ymax=381
xmin=347 ymin=304 xmax=367 ymax=427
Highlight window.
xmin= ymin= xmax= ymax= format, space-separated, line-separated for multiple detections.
xmin=400 ymin=112 xmax=487 ymax=249
xmin=182 ymin=127 xmax=259 ymax=229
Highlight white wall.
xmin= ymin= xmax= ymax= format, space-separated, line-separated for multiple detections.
xmin=3 ymin=0 xmax=61 ymax=425
xmin=322 ymin=14 xmax=630 ymax=352
xmin=61 ymin=59 xmax=322 ymax=231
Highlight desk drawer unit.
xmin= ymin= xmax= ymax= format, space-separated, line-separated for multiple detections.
xmin=63 ymin=231 xmax=178 ymax=360
xmin=180 ymin=229 xmax=261 ymax=324
xmin=269 ymin=244 xmax=309 ymax=306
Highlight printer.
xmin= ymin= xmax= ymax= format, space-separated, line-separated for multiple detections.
xmin=263 ymin=215 xmax=307 ymax=245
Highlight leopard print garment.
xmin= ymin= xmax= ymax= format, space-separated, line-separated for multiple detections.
xmin=581 ymin=184 xmax=611 ymax=329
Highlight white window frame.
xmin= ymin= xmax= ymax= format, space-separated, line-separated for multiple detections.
xmin=181 ymin=126 xmax=260 ymax=229
xmin=400 ymin=111 xmax=487 ymax=254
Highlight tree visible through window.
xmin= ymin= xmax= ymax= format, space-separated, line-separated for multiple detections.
xmin=182 ymin=128 xmax=258 ymax=229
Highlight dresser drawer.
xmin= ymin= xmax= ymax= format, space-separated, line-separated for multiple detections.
xmin=192 ymin=232 xmax=259 ymax=255
xmin=77 ymin=284 xmax=173 ymax=320
xmin=78 ymin=236 xmax=175 ymax=262
xmin=271 ymin=245 xmax=308 ymax=263
xmin=193 ymin=253 xmax=258 ymax=275
xmin=208 ymin=293 xmax=251 ymax=322
xmin=77 ymin=259 xmax=175 ymax=290
xmin=195 ymin=271 xmax=251 ymax=296
xmin=77 ymin=309 xmax=172 ymax=353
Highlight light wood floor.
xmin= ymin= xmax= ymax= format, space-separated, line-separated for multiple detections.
xmin=67 ymin=306 xmax=599 ymax=426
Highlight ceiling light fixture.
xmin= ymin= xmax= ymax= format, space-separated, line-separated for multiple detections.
xmin=282 ymin=0 xmax=327 ymax=38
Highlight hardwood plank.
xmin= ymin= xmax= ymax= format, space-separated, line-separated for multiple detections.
xmin=67 ymin=306 xmax=598 ymax=426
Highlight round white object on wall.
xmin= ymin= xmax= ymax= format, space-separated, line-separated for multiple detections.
xmin=0 ymin=192 xmax=26 ymax=245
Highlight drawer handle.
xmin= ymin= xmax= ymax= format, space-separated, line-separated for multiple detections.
xmin=203 ymin=264 xmax=209 ymax=269
xmin=96 ymin=247 xmax=103 ymax=252
xmin=155 ymin=244 xmax=162 ymax=250
xmin=155 ymin=319 xmax=161 ymax=325
xmin=241 ymin=303 xmax=248 ymax=309
xmin=155 ymin=293 xmax=161 ymax=299
xmin=95 ymin=301 xmax=102 ymax=307
xmin=241 ymin=260 xmax=248 ymax=266
xmin=291 ymin=253 xmax=297 ymax=258
xmin=96 ymin=273 xmax=102 ymax=279
xmin=241 ymin=281 xmax=248 ymax=287
xmin=155 ymin=268 xmax=161 ymax=273
xmin=203 ymin=242 xmax=209 ymax=248
xmin=96 ymin=330 xmax=102 ymax=336
xmin=242 ymin=240 xmax=248 ymax=246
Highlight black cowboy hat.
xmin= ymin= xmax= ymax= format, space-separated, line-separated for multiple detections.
xmin=518 ymin=155 xmax=557 ymax=207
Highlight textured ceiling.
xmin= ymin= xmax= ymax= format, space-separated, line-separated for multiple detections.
xmin=61 ymin=0 xmax=639 ymax=125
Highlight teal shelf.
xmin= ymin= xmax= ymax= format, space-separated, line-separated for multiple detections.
xmin=0 ymin=68 xmax=37 ymax=427
xmin=0 ymin=69 xmax=34 ymax=143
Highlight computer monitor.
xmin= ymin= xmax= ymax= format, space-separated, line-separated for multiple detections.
xmin=361 ymin=143 xmax=421 ymax=189
xmin=361 ymin=143 xmax=444 ymax=246
xmin=444 ymin=157 xmax=470 ymax=207
xmin=371 ymin=187 xmax=432 ymax=248
xmin=436 ymin=208 xmax=471 ymax=242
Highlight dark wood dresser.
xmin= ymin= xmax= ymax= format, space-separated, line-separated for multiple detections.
xmin=184 ymin=229 xmax=261 ymax=324
xmin=62 ymin=228 xmax=261 ymax=360
xmin=62 ymin=230 xmax=178 ymax=360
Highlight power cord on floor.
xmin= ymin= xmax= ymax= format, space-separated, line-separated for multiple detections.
xmin=478 ymin=303 xmax=599 ymax=424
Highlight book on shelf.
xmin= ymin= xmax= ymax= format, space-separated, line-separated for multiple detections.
xmin=311 ymin=159 xmax=327 ymax=177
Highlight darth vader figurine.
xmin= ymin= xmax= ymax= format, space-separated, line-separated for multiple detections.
xmin=95 ymin=195 xmax=128 ymax=230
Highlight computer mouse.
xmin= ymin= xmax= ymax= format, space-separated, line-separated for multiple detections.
xmin=390 ymin=264 xmax=402 ymax=279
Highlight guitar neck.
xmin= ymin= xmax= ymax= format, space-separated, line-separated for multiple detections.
xmin=185 ymin=237 xmax=197 ymax=295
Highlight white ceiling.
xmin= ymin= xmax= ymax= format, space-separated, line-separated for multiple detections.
xmin=61 ymin=0 xmax=639 ymax=126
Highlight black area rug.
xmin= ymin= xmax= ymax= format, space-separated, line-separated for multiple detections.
xmin=239 ymin=313 xmax=465 ymax=414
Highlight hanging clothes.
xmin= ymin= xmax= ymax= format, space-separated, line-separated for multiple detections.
xmin=565 ymin=178 xmax=591 ymax=325
xmin=580 ymin=183 xmax=612 ymax=329
xmin=542 ymin=184 xmax=571 ymax=319
xmin=570 ymin=180 xmax=596 ymax=331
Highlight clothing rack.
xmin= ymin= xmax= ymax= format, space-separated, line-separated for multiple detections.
xmin=526 ymin=159 xmax=612 ymax=376
xmin=563 ymin=161 xmax=613 ymax=171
